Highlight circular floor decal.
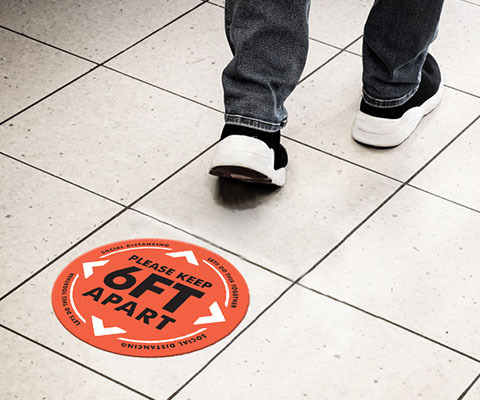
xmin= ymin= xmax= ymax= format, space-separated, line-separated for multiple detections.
xmin=52 ymin=239 xmax=249 ymax=357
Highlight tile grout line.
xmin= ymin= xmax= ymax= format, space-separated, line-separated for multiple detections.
xmin=0 ymin=64 xmax=101 ymax=126
xmin=0 ymin=324 xmax=156 ymax=400
xmin=282 ymin=134 xmax=404 ymax=183
xmin=126 ymin=141 xmax=219 ymax=210
xmin=0 ymin=152 xmax=126 ymax=208
xmin=129 ymin=207 xmax=294 ymax=283
xmin=457 ymin=372 xmax=480 ymax=400
xmin=299 ymin=35 xmax=363 ymax=84
xmin=102 ymin=65 xmax=223 ymax=114
xmin=167 ymin=113 xmax=480 ymax=399
xmin=309 ymin=36 xmax=346 ymax=51
xmin=99 ymin=1 xmax=206 ymax=66
xmin=444 ymin=84 xmax=480 ymax=100
xmin=204 ymin=0 xmax=225 ymax=9
xmin=459 ymin=0 xmax=480 ymax=7
xmin=407 ymin=183 xmax=480 ymax=215
xmin=297 ymin=282 xmax=480 ymax=364
xmin=0 ymin=25 xmax=99 ymax=65
xmin=283 ymin=135 xmax=480 ymax=214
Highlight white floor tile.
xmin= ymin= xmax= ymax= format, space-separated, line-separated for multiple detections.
xmin=309 ymin=0 xmax=370 ymax=48
xmin=107 ymin=3 xmax=337 ymax=111
xmin=176 ymin=285 xmax=478 ymax=400
xmin=302 ymin=186 xmax=480 ymax=359
xmin=411 ymin=117 xmax=480 ymax=212
xmin=0 ymin=156 xmax=121 ymax=298
xmin=0 ymin=28 xmax=92 ymax=122
xmin=0 ymin=67 xmax=223 ymax=203
xmin=0 ymin=0 xmax=201 ymax=62
xmin=286 ymin=52 xmax=480 ymax=181
xmin=303 ymin=39 xmax=339 ymax=80
xmin=430 ymin=0 xmax=480 ymax=96
xmin=0 ymin=210 xmax=290 ymax=399
xmin=134 ymin=139 xmax=399 ymax=280
xmin=0 ymin=328 xmax=145 ymax=400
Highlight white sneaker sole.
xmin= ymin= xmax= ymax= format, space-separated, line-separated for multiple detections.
xmin=352 ymin=83 xmax=444 ymax=147
xmin=209 ymin=135 xmax=286 ymax=186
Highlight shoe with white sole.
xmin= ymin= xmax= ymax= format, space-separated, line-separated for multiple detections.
xmin=352 ymin=53 xmax=443 ymax=147
xmin=209 ymin=124 xmax=288 ymax=186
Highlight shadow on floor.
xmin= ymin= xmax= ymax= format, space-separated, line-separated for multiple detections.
xmin=213 ymin=177 xmax=281 ymax=210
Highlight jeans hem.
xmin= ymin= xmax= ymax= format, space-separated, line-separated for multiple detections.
xmin=224 ymin=113 xmax=286 ymax=132
xmin=362 ymin=86 xmax=418 ymax=108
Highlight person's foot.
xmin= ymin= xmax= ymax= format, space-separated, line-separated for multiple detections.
xmin=352 ymin=53 xmax=443 ymax=147
xmin=209 ymin=124 xmax=288 ymax=186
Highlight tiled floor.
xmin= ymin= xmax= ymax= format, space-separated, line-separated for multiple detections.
xmin=1 ymin=1 xmax=479 ymax=399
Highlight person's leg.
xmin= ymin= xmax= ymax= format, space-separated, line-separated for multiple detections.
xmin=353 ymin=0 xmax=445 ymax=147
xmin=209 ymin=0 xmax=310 ymax=186
xmin=222 ymin=0 xmax=311 ymax=132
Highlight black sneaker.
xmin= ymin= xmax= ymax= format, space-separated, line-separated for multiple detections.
xmin=352 ymin=53 xmax=443 ymax=147
xmin=209 ymin=124 xmax=288 ymax=186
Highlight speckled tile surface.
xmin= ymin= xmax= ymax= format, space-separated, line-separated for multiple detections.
xmin=411 ymin=119 xmax=480 ymax=212
xmin=0 ymin=328 xmax=147 ymax=400
xmin=1 ymin=0 xmax=479 ymax=398
xmin=0 ymin=0 xmax=202 ymax=62
xmin=430 ymin=0 xmax=480 ymax=96
xmin=0 ymin=67 xmax=223 ymax=203
xmin=302 ymin=186 xmax=480 ymax=359
xmin=0 ymin=28 xmax=93 ymax=122
xmin=308 ymin=0 xmax=371 ymax=48
xmin=176 ymin=285 xmax=479 ymax=400
xmin=0 ymin=156 xmax=121 ymax=298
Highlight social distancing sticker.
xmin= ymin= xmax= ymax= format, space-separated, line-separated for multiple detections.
xmin=51 ymin=239 xmax=249 ymax=357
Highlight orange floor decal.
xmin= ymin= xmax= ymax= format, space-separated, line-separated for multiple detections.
xmin=52 ymin=239 xmax=250 ymax=357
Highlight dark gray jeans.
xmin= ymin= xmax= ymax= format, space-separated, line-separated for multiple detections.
xmin=222 ymin=0 xmax=444 ymax=132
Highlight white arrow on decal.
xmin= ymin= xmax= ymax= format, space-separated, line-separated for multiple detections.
xmin=82 ymin=260 xmax=109 ymax=279
xmin=91 ymin=316 xmax=126 ymax=337
xmin=166 ymin=250 xmax=199 ymax=266
xmin=194 ymin=302 xmax=226 ymax=325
